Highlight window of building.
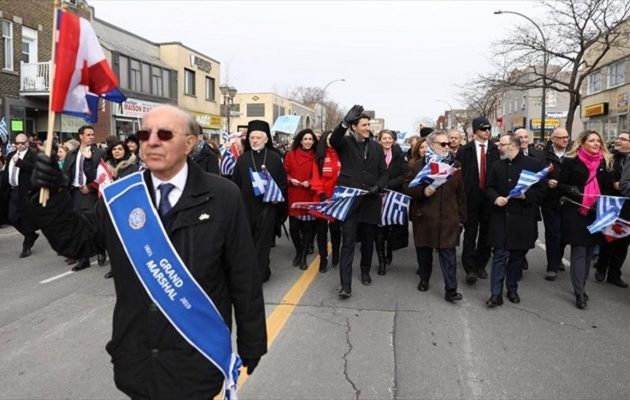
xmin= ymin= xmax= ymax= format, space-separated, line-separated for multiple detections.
xmin=609 ymin=61 xmax=625 ymax=88
xmin=247 ymin=103 xmax=265 ymax=117
xmin=2 ymin=20 xmax=13 ymax=70
xmin=184 ymin=68 xmax=195 ymax=96
xmin=587 ymin=70 xmax=602 ymax=95
xmin=273 ymin=104 xmax=279 ymax=122
xmin=141 ymin=63 xmax=150 ymax=93
xmin=21 ymin=26 xmax=37 ymax=64
xmin=130 ymin=59 xmax=141 ymax=91
xmin=118 ymin=55 xmax=128 ymax=89
xmin=279 ymin=106 xmax=285 ymax=116
xmin=205 ymin=76 xmax=215 ymax=101
xmin=162 ymin=69 xmax=170 ymax=98
xmin=151 ymin=66 xmax=163 ymax=97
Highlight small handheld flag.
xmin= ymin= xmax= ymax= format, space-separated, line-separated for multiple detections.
xmin=0 ymin=118 xmax=8 ymax=142
xmin=220 ymin=148 xmax=236 ymax=176
xmin=262 ymin=173 xmax=285 ymax=203
xmin=587 ymin=195 xmax=626 ymax=234
xmin=508 ymin=164 xmax=553 ymax=198
xmin=408 ymin=161 xmax=459 ymax=189
xmin=381 ymin=190 xmax=411 ymax=226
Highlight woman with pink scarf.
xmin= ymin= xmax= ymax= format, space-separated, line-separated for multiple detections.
xmin=559 ymin=130 xmax=614 ymax=309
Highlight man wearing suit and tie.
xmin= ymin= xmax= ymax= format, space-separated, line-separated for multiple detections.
xmin=456 ymin=117 xmax=500 ymax=284
xmin=1 ymin=133 xmax=38 ymax=257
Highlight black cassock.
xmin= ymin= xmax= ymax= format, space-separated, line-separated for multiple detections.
xmin=233 ymin=147 xmax=287 ymax=281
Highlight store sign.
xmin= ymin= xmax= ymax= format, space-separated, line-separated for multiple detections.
xmin=60 ymin=115 xmax=87 ymax=132
xmin=618 ymin=93 xmax=628 ymax=113
xmin=584 ymin=103 xmax=608 ymax=118
xmin=512 ymin=117 xmax=526 ymax=128
xmin=191 ymin=111 xmax=222 ymax=129
xmin=546 ymin=111 xmax=568 ymax=118
xmin=530 ymin=118 xmax=561 ymax=129
xmin=11 ymin=120 xmax=23 ymax=132
xmin=114 ymin=98 xmax=162 ymax=118
xmin=190 ymin=55 xmax=212 ymax=73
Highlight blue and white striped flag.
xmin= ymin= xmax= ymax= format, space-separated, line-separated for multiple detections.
xmin=381 ymin=190 xmax=411 ymax=226
xmin=220 ymin=148 xmax=236 ymax=176
xmin=588 ymin=195 xmax=626 ymax=234
xmin=0 ymin=117 xmax=8 ymax=142
xmin=508 ymin=164 xmax=553 ymax=198
xmin=408 ymin=161 xmax=459 ymax=189
xmin=262 ymin=172 xmax=285 ymax=203
xmin=249 ymin=168 xmax=267 ymax=197
xmin=221 ymin=130 xmax=230 ymax=144
xmin=326 ymin=186 xmax=367 ymax=221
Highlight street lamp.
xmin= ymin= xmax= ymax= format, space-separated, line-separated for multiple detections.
xmin=494 ymin=10 xmax=548 ymax=141
xmin=220 ymin=84 xmax=237 ymax=135
xmin=320 ymin=78 xmax=345 ymax=131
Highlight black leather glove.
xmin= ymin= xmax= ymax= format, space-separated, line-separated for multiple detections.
xmin=343 ymin=104 xmax=364 ymax=126
xmin=31 ymin=153 xmax=67 ymax=190
xmin=367 ymin=185 xmax=380 ymax=196
xmin=319 ymin=193 xmax=328 ymax=202
xmin=241 ymin=357 xmax=260 ymax=375
xmin=568 ymin=185 xmax=582 ymax=198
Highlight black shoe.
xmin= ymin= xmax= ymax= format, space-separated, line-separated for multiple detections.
xmin=339 ymin=288 xmax=352 ymax=299
xmin=97 ymin=253 xmax=107 ymax=266
xmin=377 ymin=261 xmax=386 ymax=276
xmin=444 ymin=291 xmax=462 ymax=302
xmin=104 ymin=270 xmax=113 ymax=279
xmin=319 ymin=257 xmax=328 ymax=273
xmin=465 ymin=272 xmax=478 ymax=285
xmin=64 ymin=258 xmax=78 ymax=265
xmin=417 ymin=280 xmax=429 ymax=292
xmin=544 ymin=271 xmax=557 ymax=281
xmin=477 ymin=270 xmax=488 ymax=279
xmin=559 ymin=264 xmax=565 ymax=271
xmin=507 ymin=291 xmax=520 ymax=304
xmin=522 ymin=259 xmax=528 ymax=270
xmin=607 ymin=278 xmax=629 ymax=288
xmin=72 ymin=260 xmax=91 ymax=271
xmin=361 ymin=272 xmax=372 ymax=286
xmin=486 ymin=295 xmax=503 ymax=308
xmin=575 ymin=294 xmax=587 ymax=309
xmin=594 ymin=269 xmax=606 ymax=282
xmin=19 ymin=248 xmax=32 ymax=258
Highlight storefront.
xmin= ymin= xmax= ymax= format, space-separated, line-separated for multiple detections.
xmin=112 ymin=98 xmax=163 ymax=139
xmin=583 ymin=102 xmax=612 ymax=140
xmin=190 ymin=111 xmax=222 ymax=142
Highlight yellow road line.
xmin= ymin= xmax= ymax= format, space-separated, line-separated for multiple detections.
xmin=237 ymin=251 xmax=326 ymax=390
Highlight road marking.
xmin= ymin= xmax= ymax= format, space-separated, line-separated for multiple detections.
xmin=236 ymin=251 xmax=325 ymax=391
xmin=535 ymin=240 xmax=570 ymax=268
xmin=40 ymin=271 xmax=74 ymax=284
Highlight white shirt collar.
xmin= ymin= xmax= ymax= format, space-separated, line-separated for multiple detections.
xmin=151 ymin=162 xmax=188 ymax=194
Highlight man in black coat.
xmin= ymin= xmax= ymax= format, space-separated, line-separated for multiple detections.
xmin=514 ymin=128 xmax=545 ymax=162
xmin=190 ymin=123 xmax=220 ymax=175
xmin=330 ymin=105 xmax=389 ymax=298
xmin=30 ymin=105 xmax=266 ymax=399
xmin=456 ymin=117 xmax=500 ymax=284
xmin=541 ymin=127 xmax=570 ymax=280
xmin=63 ymin=125 xmax=106 ymax=270
xmin=232 ymin=120 xmax=287 ymax=283
xmin=0 ymin=133 xmax=38 ymax=257
xmin=485 ymin=133 xmax=546 ymax=306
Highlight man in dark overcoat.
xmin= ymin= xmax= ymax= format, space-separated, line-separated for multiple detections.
xmin=485 ymin=133 xmax=546 ymax=307
xmin=456 ymin=117 xmax=500 ymax=284
xmin=1 ymin=133 xmax=38 ymax=257
xmin=330 ymin=105 xmax=389 ymax=298
xmin=30 ymin=105 xmax=266 ymax=399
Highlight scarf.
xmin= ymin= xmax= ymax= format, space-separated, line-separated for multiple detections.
xmin=384 ymin=148 xmax=392 ymax=167
xmin=577 ymin=147 xmax=602 ymax=215
xmin=425 ymin=144 xmax=452 ymax=164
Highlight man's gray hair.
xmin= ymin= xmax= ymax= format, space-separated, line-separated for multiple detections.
xmin=427 ymin=130 xmax=448 ymax=144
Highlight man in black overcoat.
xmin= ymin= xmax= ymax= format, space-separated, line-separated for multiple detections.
xmin=1 ymin=133 xmax=38 ymax=257
xmin=330 ymin=105 xmax=389 ymax=298
xmin=456 ymin=117 xmax=500 ymax=284
xmin=485 ymin=133 xmax=546 ymax=306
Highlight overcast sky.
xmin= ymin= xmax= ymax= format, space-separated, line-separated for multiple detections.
xmin=90 ymin=0 xmax=546 ymax=133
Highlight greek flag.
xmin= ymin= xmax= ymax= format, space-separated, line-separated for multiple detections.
xmin=508 ymin=164 xmax=553 ymax=198
xmin=587 ymin=195 xmax=626 ymax=234
xmin=381 ymin=190 xmax=411 ymax=225
xmin=221 ymin=130 xmax=230 ymax=144
xmin=0 ymin=117 xmax=7 ymax=142
xmin=220 ymin=148 xmax=236 ymax=176
xmin=262 ymin=173 xmax=285 ymax=203
xmin=325 ymin=186 xmax=367 ymax=221
xmin=249 ymin=168 xmax=267 ymax=197
xmin=408 ymin=161 xmax=458 ymax=189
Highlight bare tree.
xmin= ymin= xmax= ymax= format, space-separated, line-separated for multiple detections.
xmin=482 ymin=0 xmax=630 ymax=136
xmin=289 ymin=86 xmax=345 ymax=131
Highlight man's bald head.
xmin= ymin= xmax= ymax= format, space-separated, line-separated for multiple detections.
xmin=514 ymin=128 xmax=530 ymax=149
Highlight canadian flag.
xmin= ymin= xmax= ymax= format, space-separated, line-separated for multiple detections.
xmin=89 ymin=159 xmax=113 ymax=196
xmin=602 ymin=218 xmax=630 ymax=242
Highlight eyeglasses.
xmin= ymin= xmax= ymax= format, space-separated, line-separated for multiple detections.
xmin=616 ymin=137 xmax=630 ymax=142
xmin=435 ymin=142 xmax=449 ymax=147
xmin=15 ymin=141 xmax=26 ymax=145
xmin=137 ymin=129 xmax=175 ymax=141
xmin=553 ymin=136 xmax=569 ymax=140
xmin=478 ymin=127 xmax=491 ymax=132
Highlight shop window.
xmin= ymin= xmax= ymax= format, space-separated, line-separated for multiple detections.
xmin=184 ymin=68 xmax=195 ymax=96
xmin=205 ymin=76 xmax=215 ymax=101
xmin=118 ymin=56 xmax=128 ymax=89
xmin=608 ymin=61 xmax=625 ymax=88
xmin=247 ymin=103 xmax=265 ymax=117
xmin=2 ymin=20 xmax=13 ymax=70
xmin=130 ymin=59 xmax=141 ymax=92
xmin=587 ymin=70 xmax=602 ymax=95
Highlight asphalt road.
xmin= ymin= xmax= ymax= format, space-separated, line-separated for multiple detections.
xmin=1 ymin=223 xmax=630 ymax=400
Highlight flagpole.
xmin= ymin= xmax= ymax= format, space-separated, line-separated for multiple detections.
xmin=40 ymin=0 xmax=60 ymax=206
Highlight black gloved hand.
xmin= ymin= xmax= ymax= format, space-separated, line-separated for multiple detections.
xmin=343 ymin=105 xmax=364 ymax=126
xmin=241 ymin=357 xmax=260 ymax=375
xmin=367 ymin=185 xmax=380 ymax=196
xmin=31 ymin=153 xmax=67 ymax=190
xmin=319 ymin=193 xmax=329 ymax=202
xmin=568 ymin=185 xmax=582 ymax=198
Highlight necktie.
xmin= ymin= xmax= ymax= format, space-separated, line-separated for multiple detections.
xmin=158 ymin=183 xmax=175 ymax=217
xmin=479 ymin=144 xmax=486 ymax=190
xmin=10 ymin=155 xmax=19 ymax=187
xmin=78 ymin=153 xmax=85 ymax=186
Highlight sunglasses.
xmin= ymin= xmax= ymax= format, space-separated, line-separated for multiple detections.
xmin=478 ymin=127 xmax=491 ymax=132
xmin=137 ymin=129 xmax=175 ymax=141
xmin=435 ymin=142 xmax=449 ymax=147
xmin=15 ymin=141 xmax=26 ymax=145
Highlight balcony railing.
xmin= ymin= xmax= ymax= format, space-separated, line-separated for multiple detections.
xmin=20 ymin=61 xmax=51 ymax=94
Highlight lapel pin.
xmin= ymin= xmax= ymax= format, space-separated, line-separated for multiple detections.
xmin=199 ymin=213 xmax=210 ymax=221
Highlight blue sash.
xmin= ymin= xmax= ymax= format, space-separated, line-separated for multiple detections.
xmin=102 ymin=172 xmax=241 ymax=400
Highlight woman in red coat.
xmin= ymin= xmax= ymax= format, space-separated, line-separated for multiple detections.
xmin=284 ymin=129 xmax=318 ymax=269
xmin=311 ymin=131 xmax=342 ymax=272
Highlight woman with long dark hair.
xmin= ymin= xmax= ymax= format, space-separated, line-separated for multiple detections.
xmin=284 ymin=129 xmax=318 ymax=269
xmin=311 ymin=130 xmax=342 ymax=272
xmin=559 ymin=130 xmax=614 ymax=309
